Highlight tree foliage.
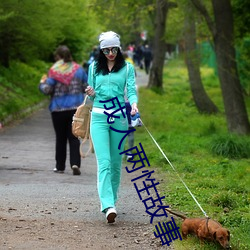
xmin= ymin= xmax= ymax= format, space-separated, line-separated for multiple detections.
xmin=232 ymin=0 xmax=250 ymax=95
xmin=0 ymin=0 xmax=99 ymax=67
xmin=91 ymin=0 xmax=155 ymax=46
xmin=232 ymin=0 xmax=250 ymax=40
xmin=0 ymin=0 xmax=249 ymax=134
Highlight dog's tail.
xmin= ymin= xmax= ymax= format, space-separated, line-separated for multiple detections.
xmin=165 ymin=208 xmax=187 ymax=220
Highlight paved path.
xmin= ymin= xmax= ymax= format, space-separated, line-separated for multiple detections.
xmin=0 ymin=71 xmax=176 ymax=249
xmin=135 ymin=69 xmax=149 ymax=88
xmin=0 ymin=103 xmax=149 ymax=224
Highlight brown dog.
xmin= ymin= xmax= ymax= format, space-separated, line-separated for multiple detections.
xmin=165 ymin=208 xmax=231 ymax=249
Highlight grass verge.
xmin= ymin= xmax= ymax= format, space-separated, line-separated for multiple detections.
xmin=0 ymin=60 xmax=50 ymax=125
xmin=133 ymin=58 xmax=250 ymax=250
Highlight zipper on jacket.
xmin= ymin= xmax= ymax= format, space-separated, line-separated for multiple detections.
xmin=108 ymin=72 xmax=111 ymax=98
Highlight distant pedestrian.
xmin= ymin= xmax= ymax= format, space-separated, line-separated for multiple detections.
xmin=85 ymin=31 xmax=138 ymax=223
xmin=39 ymin=45 xmax=88 ymax=175
xmin=134 ymin=45 xmax=144 ymax=69
xmin=123 ymin=51 xmax=136 ymax=76
xmin=143 ymin=44 xmax=152 ymax=74
xmin=86 ymin=46 xmax=99 ymax=70
xmin=123 ymin=52 xmax=138 ymax=160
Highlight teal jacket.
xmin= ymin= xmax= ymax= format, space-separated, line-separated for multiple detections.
xmin=87 ymin=62 xmax=138 ymax=109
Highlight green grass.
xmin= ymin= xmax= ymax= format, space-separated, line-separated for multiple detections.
xmin=0 ymin=60 xmax=50 ymax=123
xmin=133 ymin=59 xmax=250 ymax=249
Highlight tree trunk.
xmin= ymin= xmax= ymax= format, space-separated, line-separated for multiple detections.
xmin=191 ymin=0 xmax=250 ymax=134
xmin=212 ymin=0 xmax=250 ymax=134
xmin=184 ymin=4 xmax=218 ymax=114
xmin=147 ymin=0 xmax=168 ymax=89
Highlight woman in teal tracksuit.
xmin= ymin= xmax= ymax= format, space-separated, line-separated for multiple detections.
xmin=86 ymin=31 xmax=138 ymax=223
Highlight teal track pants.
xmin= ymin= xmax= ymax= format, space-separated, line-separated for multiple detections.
xmin=90 ymin=111 xmax=128 ymax=212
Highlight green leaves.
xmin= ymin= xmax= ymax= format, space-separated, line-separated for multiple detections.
xmin=0 ymin=0 xmax=99 ymax=66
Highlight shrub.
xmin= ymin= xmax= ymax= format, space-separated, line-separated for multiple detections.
xmin=210 ymin=135 xmax=250 ymax=158
xmin=210 ymin=191 xmax=237 ymax=209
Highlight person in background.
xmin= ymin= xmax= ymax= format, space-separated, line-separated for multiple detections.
xmin=88 ymin=46 xmax=99 ymax=64
xmin=134 ymin=44 xmax=144 ymax=69
xmin=85 ymin=31 xmax=138 ymax=223
xmin=123 ymin=51 xmax=138 ymax=160
xmin=39 ymin=45 xmax=88 ymax=175
xmin=143 ymin=44 xmax=153 ymax=74
xmin=85 ymin=46 xmax=99 ymax=72
xmin=123 ymin=51 xmax=134 ymax=65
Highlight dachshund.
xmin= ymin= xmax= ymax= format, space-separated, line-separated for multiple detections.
xmin=165 ymin=208 xmax=231 ymax=249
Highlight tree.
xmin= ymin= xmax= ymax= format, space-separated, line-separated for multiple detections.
xmin=184 ymin=1 xmax=218 ymax=114
xmin=0 ymin=0 xmax=58 ymax=66
xmin=191 ymin=0 xmax=250 ymax=134
xmin=0 ymin=0 xmax=98 ymax=66
xmin=148 ymin=0 xmax=177 ymax=89
xmin=91 ymin=0 xmax=155 ymax=48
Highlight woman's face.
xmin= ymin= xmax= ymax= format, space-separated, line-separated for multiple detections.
xmin=102 ymin=47 xmax=118 ymax=61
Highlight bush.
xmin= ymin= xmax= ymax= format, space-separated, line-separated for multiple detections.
xmin=210 ymin=192 xmax=237 ymax=209
xmin=210 ymin=135 xmax=250 ymax=159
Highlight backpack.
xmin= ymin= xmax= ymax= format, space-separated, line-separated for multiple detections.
xmin=72 ymin=95 xmax=93 ymax=158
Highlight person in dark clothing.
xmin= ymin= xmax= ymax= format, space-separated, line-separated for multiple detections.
xmin=134 ymin=45 xmax=144 ymax=69
xmin=143 ymin=44 xmax=152 ymax=74
xmin=87 ymin=46 xmax=99 ymax=67
xmin=39 ymin=45 xmax=88 ymax=175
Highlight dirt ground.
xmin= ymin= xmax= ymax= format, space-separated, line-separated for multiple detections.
xmin=0 ymin=72 xmax=175 ymax=250
xmin=0 ymin=215 xmax=164 ymax=250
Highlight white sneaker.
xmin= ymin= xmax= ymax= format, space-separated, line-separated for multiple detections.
xmin=105 ymin=207 xmax=117 ymax=223
xmin=53 ymin=168 xmax=64 ymax=173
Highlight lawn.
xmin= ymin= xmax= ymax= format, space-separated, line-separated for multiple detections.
xmin=133 ymin=58 xmax=250 ymax=250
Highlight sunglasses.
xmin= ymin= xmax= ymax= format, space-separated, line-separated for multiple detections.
xmin=102 ymin=47 xmax=119 ymax=55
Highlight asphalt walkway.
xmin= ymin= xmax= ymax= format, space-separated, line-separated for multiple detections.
xmin=0 ymin=70 xmax=176 ymax=249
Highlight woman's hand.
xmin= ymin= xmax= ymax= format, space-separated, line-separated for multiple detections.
xmin=85 ymin=86 xmax=96 ymax=97
xmin=131 ymin=103 xmax=138 ymax=116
